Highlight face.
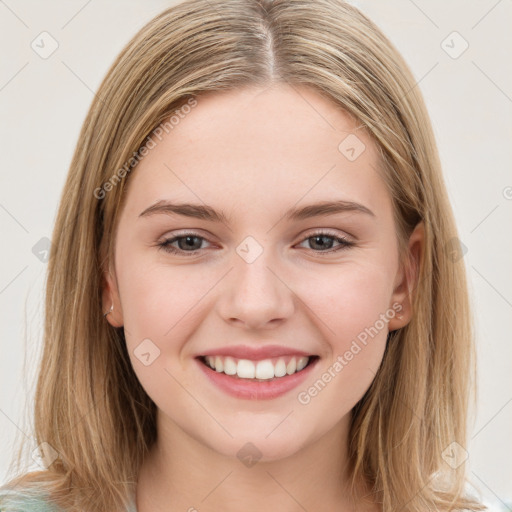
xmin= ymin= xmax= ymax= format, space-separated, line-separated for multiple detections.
xmin=104 ymin=83 xmax=421 ymax=461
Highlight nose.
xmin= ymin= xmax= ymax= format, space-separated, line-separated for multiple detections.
xmin=216 ymin=247 xmax=295 ymax=330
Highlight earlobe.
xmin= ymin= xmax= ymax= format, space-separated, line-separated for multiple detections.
xmin=101 ymin=268 xmax=124 ymax=328
xmin=103 ymin=303 xmax=114 ymax=318
xmin=388 ymin=221 xmax=425 ymax=331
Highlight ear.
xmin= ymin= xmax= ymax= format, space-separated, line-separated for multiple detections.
xmin=388 ymin=221 xmax=424 ymax=331
xmin=101 ymin=264 xmax=124 ymax=328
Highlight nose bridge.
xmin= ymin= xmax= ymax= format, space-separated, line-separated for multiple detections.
xmin=218 ymin=235 xmax=294 ymax=328
xmin=234 ymin=236 xmax=282 ymax=301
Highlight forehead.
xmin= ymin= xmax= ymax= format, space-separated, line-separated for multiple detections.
xmin=121 ymin=84 xmax=391 ymax=223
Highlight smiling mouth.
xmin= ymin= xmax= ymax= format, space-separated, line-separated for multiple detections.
xmin=197 ymin=355 xmax=319 ymax=382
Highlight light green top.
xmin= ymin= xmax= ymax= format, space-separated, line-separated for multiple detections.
xmin=2 ymin=487 xmax=510 ymax=511
xmin=0 ymin=489 xmax=137 ymax=512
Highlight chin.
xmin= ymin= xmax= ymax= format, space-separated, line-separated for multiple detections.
xmin=202 ymin=423 xmax=311 ymax=464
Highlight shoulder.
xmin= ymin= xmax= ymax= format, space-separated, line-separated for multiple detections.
xmin=0 ymin=489 xmax=62 ymax=512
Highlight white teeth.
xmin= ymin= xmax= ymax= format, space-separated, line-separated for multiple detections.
xmin=286 ymin=358 xmax=296 ymax=375
xmin=274 ymin=359 xmax=287 ymax=377
xmin=255 ymin=360 xmax=275 ymax=380
xmin=223 ymin=356 xmax=237 ymax=375
xmin=297 ymin=357 xmax=309 ymax=371
xmin=237 ymin=359 xmax=255 ymax=379
xmin=203 ymin=355 xmax=312 ymax=380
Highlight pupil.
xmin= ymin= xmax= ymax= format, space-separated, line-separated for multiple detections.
xmin=312 ymin=235 xmax=333 ymax=250
xmin=180 ymin=236 xmax=200 ymax=250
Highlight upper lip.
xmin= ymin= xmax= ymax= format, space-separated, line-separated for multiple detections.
xmin=198 ymin=344 xmax=315 ymax=361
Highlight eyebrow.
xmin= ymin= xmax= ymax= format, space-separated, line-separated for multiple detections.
xmin=138 ymin=199 xmax=375 ymax=223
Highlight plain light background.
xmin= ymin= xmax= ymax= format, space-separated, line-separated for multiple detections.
xmin=0 ymin=0 xmax=511 ymax=509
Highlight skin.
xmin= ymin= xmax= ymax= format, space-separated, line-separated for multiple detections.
xmin=103 ymin=83 xmax=423 ymax=512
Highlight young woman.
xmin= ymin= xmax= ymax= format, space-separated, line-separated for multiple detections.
xmin=0 ymin=0 xmax=489 ymax=511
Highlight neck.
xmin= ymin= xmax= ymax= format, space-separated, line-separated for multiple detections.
xmin=135 ymin=410 xmax=378 ymax=512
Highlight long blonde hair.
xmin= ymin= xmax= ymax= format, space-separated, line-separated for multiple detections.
xmin=1 ymin=0 xmax=486 ymax=511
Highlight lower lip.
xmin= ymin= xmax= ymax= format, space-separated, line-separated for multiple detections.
xmin=195 ymin=357 xmax=319 ymax=400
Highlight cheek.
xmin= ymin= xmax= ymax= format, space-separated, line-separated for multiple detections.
xmin=118 ymin=255 xmax=205 ymax=339
xmin=118 ymin=251 xmax=394 ymax=358
xmin=117 ymin=260 xmax=208 ymax=400
xmin=300 ymin=261 xmax=394 ymax=347
xmin=292 ymin=262 xmax=393 ymax=404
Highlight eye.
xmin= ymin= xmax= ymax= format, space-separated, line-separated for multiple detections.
xmin=157 ymin=232 xmax=210 ymax=255
xmin=295 ymin=230 xmax=354 ymax=255
xmin=157 ymin=229 xmax=354 ymax=257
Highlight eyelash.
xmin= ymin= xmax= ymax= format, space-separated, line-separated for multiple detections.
xmin=157 ymin=230 xmax=355 ymax=257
